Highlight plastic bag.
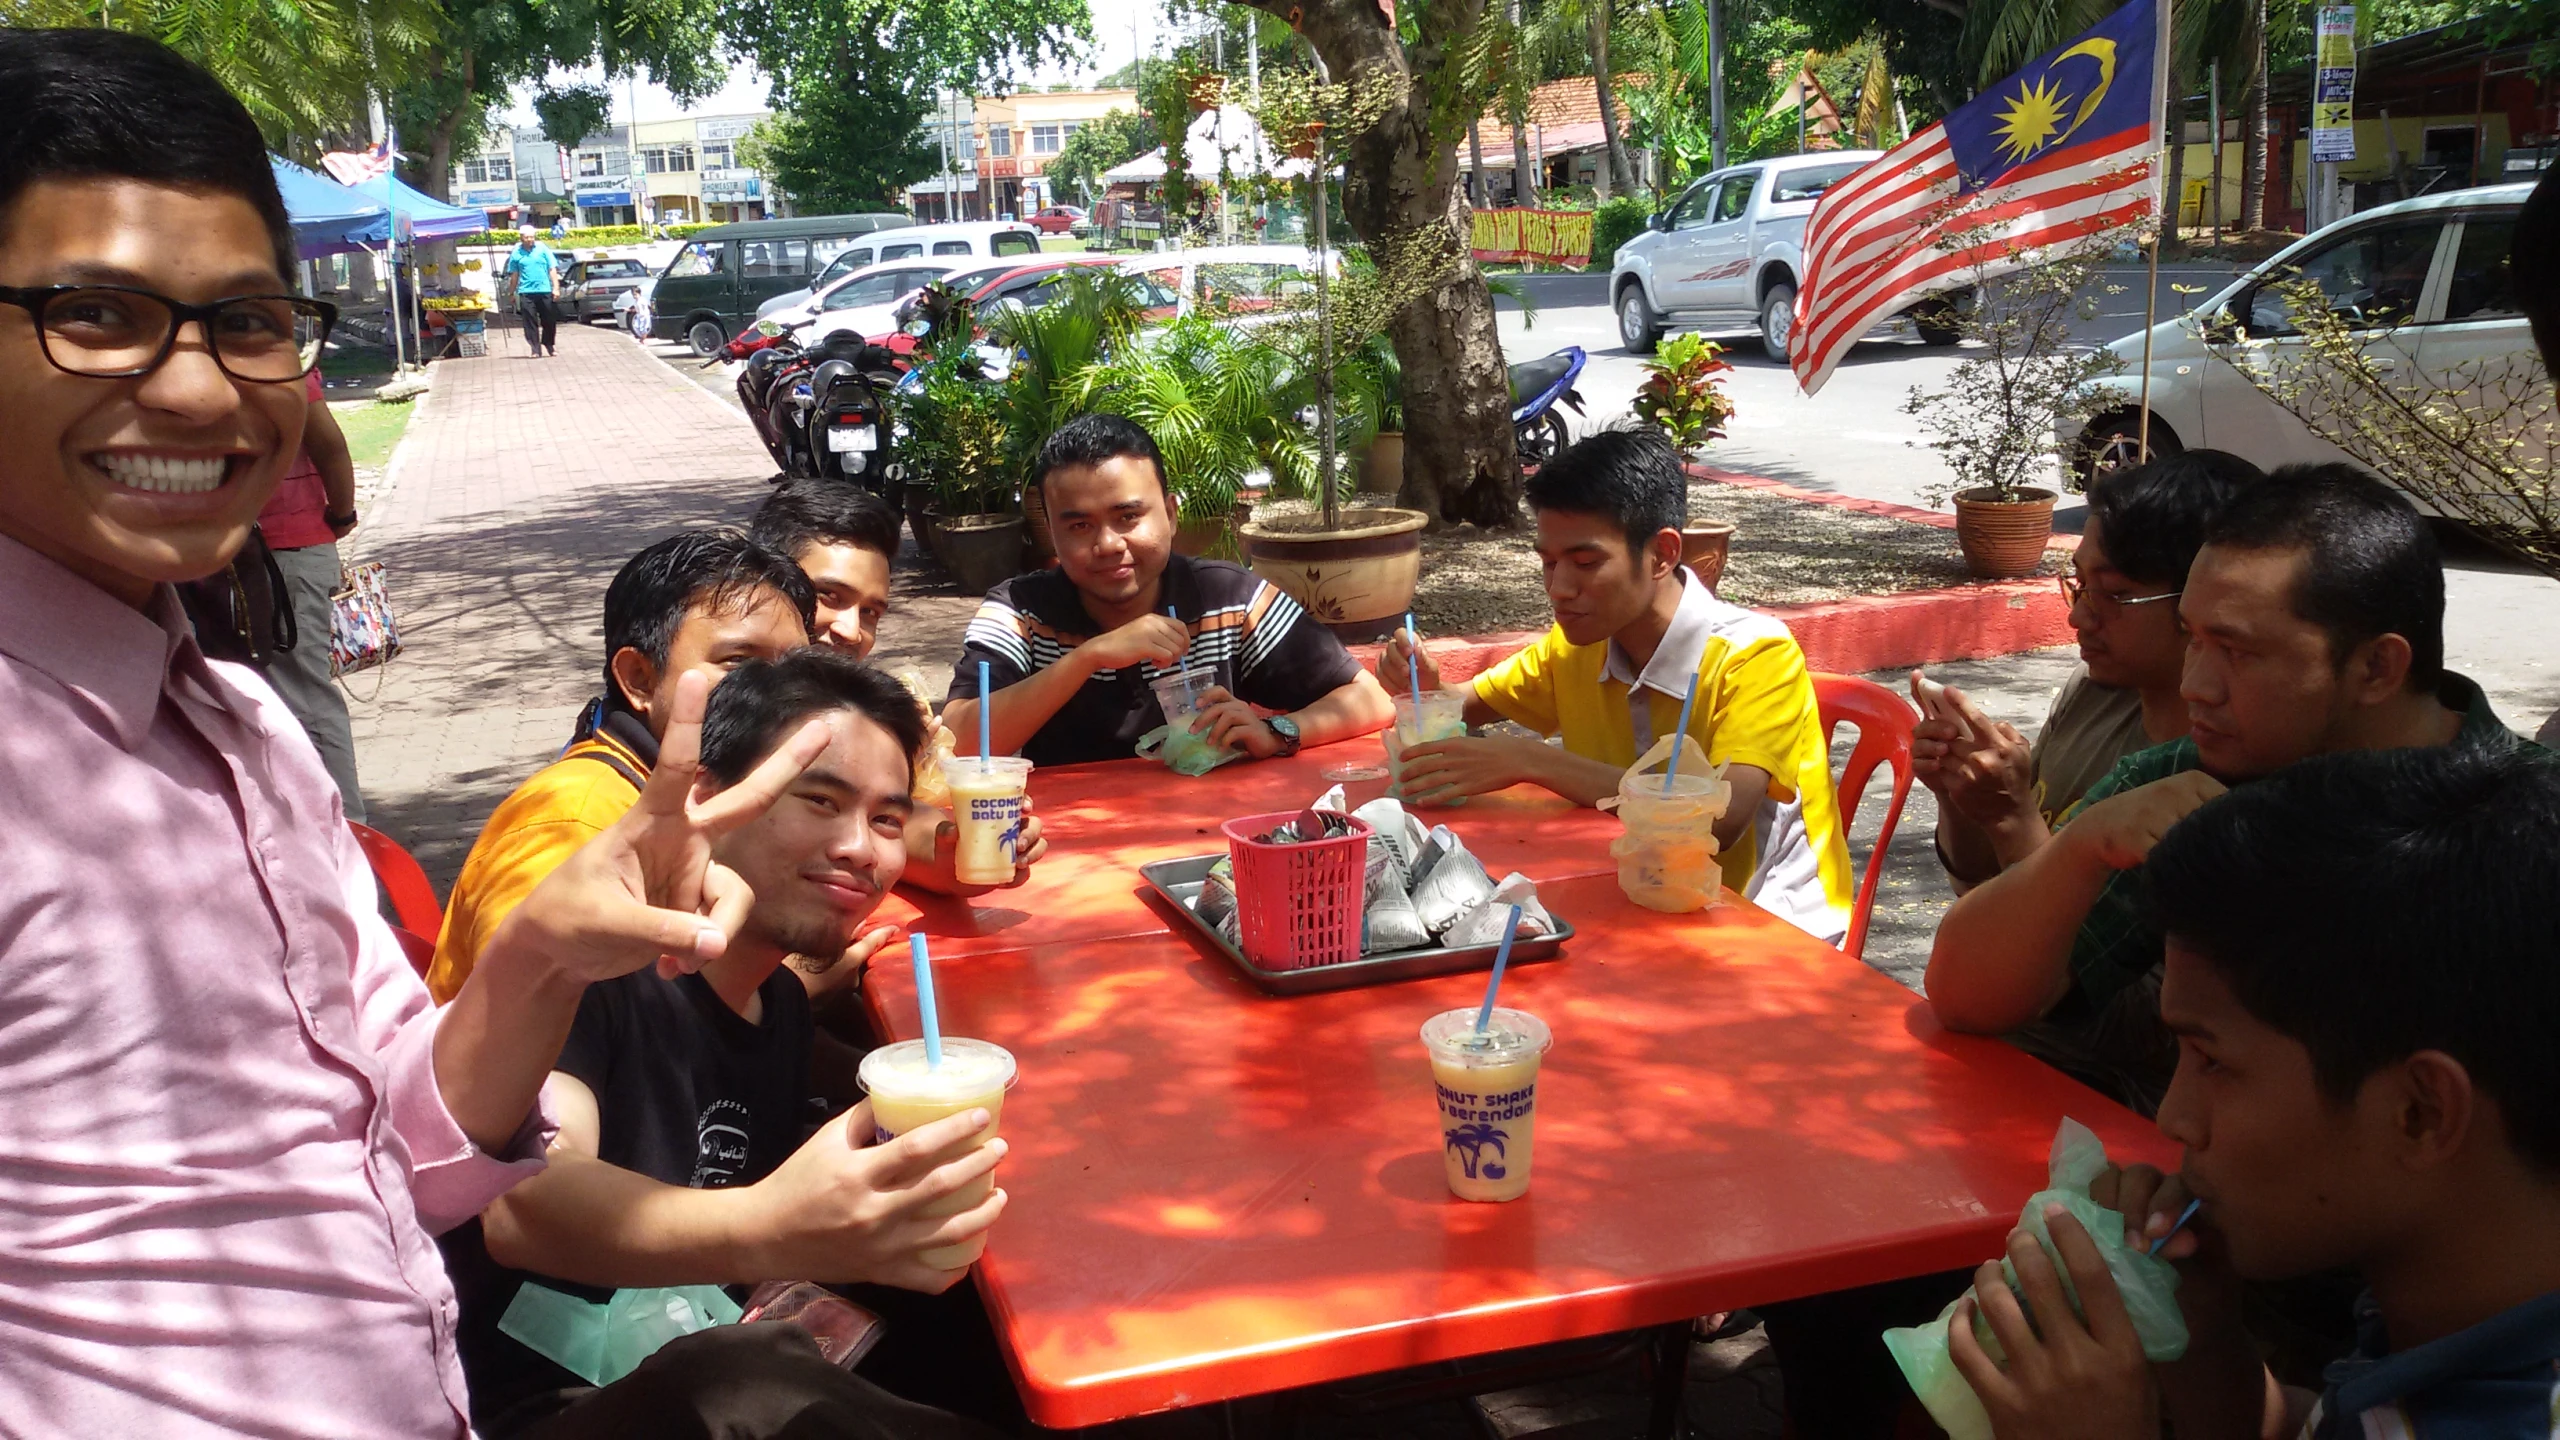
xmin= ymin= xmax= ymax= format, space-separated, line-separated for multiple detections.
xmin=499 ymin=1282 xmax=744 ymax=1387
xmin=1361 ymin=842 xmax=1431 ymax=953
xmin=1603 ymin=732 xmax=1731 ymax=914
xmin=1443 ymin=872 xmax=1554 ymax=947
xmin=1882 ymin=1120 xmax=2190 ymax=1440
xmin=1353 ymin=797 xmax=1428 ymax=872
xmin=1410 ymin=826 xmax=1498 ymax=936
xmin=1136 ymin=722 xmax=1244 ymax=776
xmin=1193 ymin=856 xmax=1240 ymax=944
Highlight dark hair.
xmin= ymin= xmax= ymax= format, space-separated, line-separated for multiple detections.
xmin=748 ymin=479 xmax=902 ymax=564
xmin=2518 ymin=167 xmax=2560 ymax=367
xmin=2147 ymin=743 xmax=2560 ymax=1173
xmin=2086 ymin=448 xmax=2262 ymax=588
xmin=697 ymin=650 xmax=929 ymax=789
xmin=0 ymin=31 xmax=296 ymax=282
xmin=600 ymin=530 xmax=816 ymax=705
xmin=1033 ymin=412 xmax=1166 ymax=498
xmin=2201 ymin=462 xmax=2443 ymax=687
xmin=1524 ymin=426 xmax=1689 ymax=555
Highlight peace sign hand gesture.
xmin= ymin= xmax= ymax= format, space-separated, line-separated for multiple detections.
xmin=504 ymin=670 xmax=832 ymax=985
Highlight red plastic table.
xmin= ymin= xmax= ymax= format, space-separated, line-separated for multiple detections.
xmin=864 ymin=799 xmax=2173 ymax=1429
xmin=871 ymin=737 xmax=1630 ymax=957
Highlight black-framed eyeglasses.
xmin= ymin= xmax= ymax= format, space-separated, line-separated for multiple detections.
xmin=0 ymin=285 xmax=337 ymax=383
xmin=2060 ymin=573 xmax=2182 ymax=613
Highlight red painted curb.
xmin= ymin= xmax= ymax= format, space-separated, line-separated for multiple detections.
xmin=1352 ymin=467 xmax=2078 ymax=677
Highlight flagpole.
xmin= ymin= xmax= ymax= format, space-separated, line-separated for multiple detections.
xmin=2136 ymin=0 xmax=2174 ymax=464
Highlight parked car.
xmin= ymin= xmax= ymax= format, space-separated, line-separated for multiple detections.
xmin=754 ymin=221 xmax=1042 ymax=321
xmin=878 ymin=257 xmax=1183 ymax=370
xmin=649 ymin=212 xmax=910 ymax=355
xmin=1029 ymin=205 xmax=1088 ymax=235
xmin=562 ymin=256 xmax=651 ymax=324
xmin=764 ymin=258 xmax=981 ymax=343
xmin=1117 ymin=244 xmax=1338 ymax=320
xmin=2060 ymin=181 xmax=2536 ymax=487
xmin=1611 ymin=151 xmax=1972 ymax=362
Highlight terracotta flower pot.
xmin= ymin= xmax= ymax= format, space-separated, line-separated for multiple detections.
xmin=1680 ymin=522 xmax=1735 ymax=593
xmin=902 ymin=484 xmax=934 ymax=556
xmin=1360 ymin=431 xmax=1405 ymax=494
xmin=1172 ymin=516 xmax=1230 ymax=558
xmin=931 ymin=513 xmax=1027 ymax=595
xmin=1239 ymin=506 xmax=1428 ymax=642
xmin=1952 ymin=487 xmax=2058 ymax=579
xmin=1186 ymin=74 xmax=1225 ymax=111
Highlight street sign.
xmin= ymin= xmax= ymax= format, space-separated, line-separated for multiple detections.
xmin=2312 ymin=6 xmax=2357 ymax=163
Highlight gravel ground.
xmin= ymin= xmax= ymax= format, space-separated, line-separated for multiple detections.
xmin=1262 ymin=479 xmax=2066 ymax=636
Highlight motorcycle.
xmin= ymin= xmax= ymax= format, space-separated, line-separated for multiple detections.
xmin=1509 ymin=345 xmax=1588 ymax=467
xmin=711 ymin=320 xmax=908 ymax=491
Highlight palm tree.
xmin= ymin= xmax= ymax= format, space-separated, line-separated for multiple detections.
xmin=44 ymin=0 xmax=438 ymax=144
xmin=1444 ymin=1121 xmax=1511 ymax=1179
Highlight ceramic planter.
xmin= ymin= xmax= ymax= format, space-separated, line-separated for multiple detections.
xmin=1239 ymin=506 xmax=1428 ymax=642
xmin=1359 ymin=431 xmax=1405 ymax=494
xmin=1952 ymin=487 xmax=2058 ymax=579
xmin=931 ymin=513 xmax=1027 ymax=595
xmin=1680 ymin=521 xmax=1735 ymax=593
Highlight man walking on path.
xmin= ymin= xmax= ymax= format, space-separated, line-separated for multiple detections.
xmin=504 ymin=226 xmax=562 ymax=356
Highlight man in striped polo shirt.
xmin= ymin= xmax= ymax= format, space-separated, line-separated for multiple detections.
xmin=945 ymin=414 xmax=1394 ymax=768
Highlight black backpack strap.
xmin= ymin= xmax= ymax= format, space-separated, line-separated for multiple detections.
xmin=568 ymin=747 xmax=648 ymax=792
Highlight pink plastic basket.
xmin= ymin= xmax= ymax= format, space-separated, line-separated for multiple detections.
xmin=1221 ymin=810 xmax=1372 ymax=971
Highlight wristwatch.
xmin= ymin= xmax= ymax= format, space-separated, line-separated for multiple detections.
xmin=324 ymin=507 xmax=359 ymax=533
xmin=1265 ymin=714 xmax=1303 ymax=758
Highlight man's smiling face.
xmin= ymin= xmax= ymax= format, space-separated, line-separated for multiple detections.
xmin=0 ymin=176 xmax=305 ymax=604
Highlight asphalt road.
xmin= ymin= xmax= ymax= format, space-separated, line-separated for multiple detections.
xmin=1490 ymin=261 xmax=2242 ymax=515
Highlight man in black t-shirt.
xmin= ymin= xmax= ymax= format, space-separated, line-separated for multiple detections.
xmin=944 ymin=413 xmax=1394 ymax=768
xmin=448 ymin=653 xmax=1008 ymax=1439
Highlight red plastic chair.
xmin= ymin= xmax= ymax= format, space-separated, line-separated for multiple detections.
xmin=350 ymin=822 xmax=445 ymax=940
xmin=1812 ymin=673 xmax=1917 ymax=962
xmin=388 ymin=925 xmax=437 ymax=979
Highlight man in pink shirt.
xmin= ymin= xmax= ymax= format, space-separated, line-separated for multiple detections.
xmin=0 ymin=31 xmax=996 ymax=1439
xmin=255 ymin=365 xmax=366 ymax=818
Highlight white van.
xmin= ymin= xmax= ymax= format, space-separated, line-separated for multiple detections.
xmin=757 ymin=221 xmax=1042 ymax=318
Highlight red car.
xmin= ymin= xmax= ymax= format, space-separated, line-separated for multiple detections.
xmin=1028 ymin=205 xmax=1088 ymax=235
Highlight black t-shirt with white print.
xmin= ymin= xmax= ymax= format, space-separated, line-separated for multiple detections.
xmin=442 ymin=967 xmax=814 ymax=1436
xmin=946 ymin=553 xmax=1363 ymax=767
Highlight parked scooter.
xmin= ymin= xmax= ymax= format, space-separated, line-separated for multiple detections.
xmin=711 ymin=320 xmax=907 ymax=490
xmin=1509 ymin=346 xmax=1588 ymax=467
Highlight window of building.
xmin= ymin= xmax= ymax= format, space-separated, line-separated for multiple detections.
xmin=699 ymin=141 xmax=733 ymax=170
xmin=641 ymin=144 xmax=695 ymax=174
xmin=1030 ymin=125 xmax=1062 ymax=154
xmin=988 ymin=127 xmax=1012 ymax=158
xmin=575 ymin=151 xmax=609 ymax=178
xmin=461 ymin=155 xmax=513 ymax=184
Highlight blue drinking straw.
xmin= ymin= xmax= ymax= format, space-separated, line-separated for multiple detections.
xmin=1662 ymin=670 xmax=1703 ymax=795
xmin=1167 ymin=606 xmax=1194 ymax=707
xmin=976 ymin=660 xmax=992 ymax=772
xmin=2147 ymin=1197 xmax=2204 ymax=1257
xmin=1473 ymin=903 xmax=1526 ymax=1037
xmin=909 ymin=932 xmax=943 ymax=1068
xmin=1403 ymin=610 xmax=1423 ymax=714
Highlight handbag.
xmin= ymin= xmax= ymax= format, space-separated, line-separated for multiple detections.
xmin=177 ymin=525 xmax=296 ymax=666
xmin=329 ymin=559 xmax=402 ymax=689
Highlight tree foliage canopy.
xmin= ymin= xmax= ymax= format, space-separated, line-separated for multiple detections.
xmin=1047 ymin=110 xmax=1162 ymax=202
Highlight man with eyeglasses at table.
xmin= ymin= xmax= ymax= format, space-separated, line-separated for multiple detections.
xmin=0 ymin=31 xmax=878 ymax=1439
xmin=1927 ymin=462 xmax=2535 ymax=1118
xmin=1906 ymin=450 xmax=2259 ymax=895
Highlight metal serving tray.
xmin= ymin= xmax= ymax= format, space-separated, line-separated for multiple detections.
xmin=1138 ymin=853 xmax=1572 ymax=997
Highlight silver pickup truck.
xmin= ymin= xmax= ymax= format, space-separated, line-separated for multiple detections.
xmin=1610 ymin=150 xmax=1968 ymax=362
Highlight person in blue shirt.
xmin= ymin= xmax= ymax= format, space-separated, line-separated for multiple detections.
xmin=1934 ymin=742 xmax=2560 ymax=1440
xmin=502 ymin=226 xmax=561 ymax=356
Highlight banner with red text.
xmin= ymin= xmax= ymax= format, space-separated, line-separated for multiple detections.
xmin=1468 ymin=208 xmax=1595 ymax=268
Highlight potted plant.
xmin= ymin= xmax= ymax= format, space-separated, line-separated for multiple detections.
xmin=1629 ymin=332 xmax=1740 ymax=587
xmin=1349 ymin=331 xmax=1405 ymax=494
xmin=896 ymin=343 xmax=1022 ymax=593
xmin=1906 ymin=232 xmax=2128 ymax=579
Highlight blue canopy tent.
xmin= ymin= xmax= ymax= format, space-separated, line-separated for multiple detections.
xmin=269 ymin=156 xmax=387 ymax=258
xmin=343 ymin=178 xmax=487 ymax=249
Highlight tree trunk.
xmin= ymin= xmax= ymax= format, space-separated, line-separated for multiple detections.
xmin=1507 ymin=0 xmax=1537 ymax=205
xmin=1468 ymin=119 xmax=1487 ymax=206
xmin=2240 ymin=0 xmax=2268 ymax=231
xmin=2160 ymin=52 xmax=2187 ymax=256
xmin=1589 ymin=1 xmax=1635 ymax=195
xmin=1250 ymin=0 xmax=1523 ymax=528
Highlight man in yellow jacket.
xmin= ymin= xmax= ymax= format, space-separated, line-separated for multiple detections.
xmin=1381 ymin=428 xmax=1854 ymax=943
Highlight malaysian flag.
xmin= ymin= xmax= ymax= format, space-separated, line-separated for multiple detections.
xmin=1788 ymin=0 xmax=2167 ymax=395
xmin=321 ymin=139 xmax=396 ymax=188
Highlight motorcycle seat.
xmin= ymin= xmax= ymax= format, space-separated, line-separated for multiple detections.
xmin=1508 ymin=351 xmax=1577 ymax=404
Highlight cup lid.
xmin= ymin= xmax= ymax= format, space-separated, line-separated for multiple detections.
xmin=1421 ymin=1007 xmax=1552 ymax=1064
xmin=857 ymin=1037 xmax=1018 ymax=1101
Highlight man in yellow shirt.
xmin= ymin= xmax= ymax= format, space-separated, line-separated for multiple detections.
xmin=1383 ymin=428 xmax=1854 ymax=943
xmin=426 ymin=531 xmax=818 ymax=1001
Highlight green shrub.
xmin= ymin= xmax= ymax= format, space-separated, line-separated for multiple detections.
xmin=1593 ymin=196 xmax=1653 ymax=264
